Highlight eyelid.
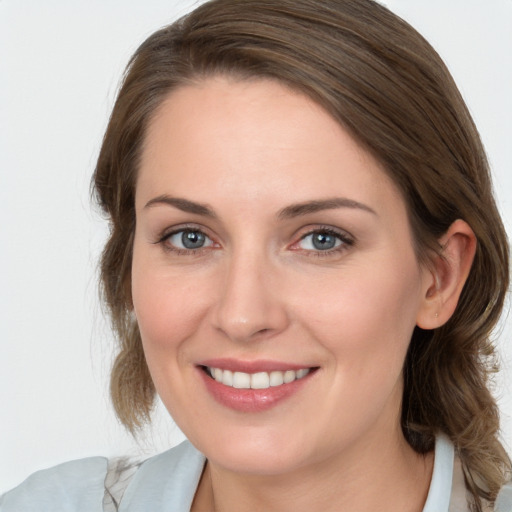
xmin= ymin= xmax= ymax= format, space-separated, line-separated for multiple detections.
xmin=155 ymin=223 xmax=211 ymax=242
xmin=155 ymin=223 xmax=220 ymax=254
xmin=152 ymin=223 xmax=353 ymax=257
xmin=289 ymin=225 xmax=355 ymax=254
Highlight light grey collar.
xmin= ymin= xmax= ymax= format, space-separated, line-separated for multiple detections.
xmin=422 ymin=434 xmax=454 ymax=512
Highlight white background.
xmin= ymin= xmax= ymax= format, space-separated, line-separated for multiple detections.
xmin=1 ymin=0 xmax=511 ymax=493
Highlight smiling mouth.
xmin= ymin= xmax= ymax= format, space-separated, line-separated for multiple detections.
xmin=202 ymin=366 xmax=315 ymax=390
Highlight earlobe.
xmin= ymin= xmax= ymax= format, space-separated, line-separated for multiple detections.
xmin=416 ymin=219 xmax=477 ymax=330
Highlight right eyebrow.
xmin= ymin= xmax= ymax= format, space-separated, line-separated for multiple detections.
xmin=277 ymin=197 xmax=377 ymax=219
xmin=144 ymin=195 xmax=217 ymax=218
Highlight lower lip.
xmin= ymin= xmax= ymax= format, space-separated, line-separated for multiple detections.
xmin=198 ymin=368 xmax=315 ymax=413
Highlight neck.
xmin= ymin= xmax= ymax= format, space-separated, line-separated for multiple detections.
xmin=192 ymin=425 xmax=434 ymax=512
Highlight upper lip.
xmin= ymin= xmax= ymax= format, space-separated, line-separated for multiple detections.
xmin=198 ymin=358 xmax=316 ymax=373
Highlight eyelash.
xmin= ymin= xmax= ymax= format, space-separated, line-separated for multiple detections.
xmin=155 ymin=225 xmax=354 ymax=257
xmin=156 ymin=224 xmax=217 ymax=256
xmin=292 ymin=226 xmax=354 ymax=258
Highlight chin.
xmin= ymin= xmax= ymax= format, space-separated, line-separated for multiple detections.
xmin=193 ymin=426 xmax=316 ymax=475
xmin=210 ymin=446 xmax=310 ymax=476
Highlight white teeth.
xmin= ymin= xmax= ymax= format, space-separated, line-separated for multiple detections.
xmin=283 ymin=370 xmax=295 ymax=384
xmin=296 ymin=368 xmax=309 ymax=379
xmin=207 ymin=367 xmax=311 ymax=389
xmin=233 ymin=371 xmax=251 ymax=389
xmin=222 ymin=369 xmax=233 ymax=386
xmin=269 ymin=371 xmax=284 ymax=387
xmin=251 ymin=372 xmax=270 ymax=389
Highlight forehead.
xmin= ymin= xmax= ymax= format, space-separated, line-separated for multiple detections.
xmin=137 ymin=76 xmax=403 ymax=216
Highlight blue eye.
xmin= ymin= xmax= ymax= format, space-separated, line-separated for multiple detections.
xmin=298 ymin=230 xmax=347 ymax=251
xmin=167 ymin=229 xmax=214 ymax=250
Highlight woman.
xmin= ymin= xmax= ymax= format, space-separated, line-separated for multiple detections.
xmin=2 ymin=0 xmax=511 ymax=511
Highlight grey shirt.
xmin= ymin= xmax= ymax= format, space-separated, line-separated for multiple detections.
xmin=2 ymin=435 xmax=511 ymax=511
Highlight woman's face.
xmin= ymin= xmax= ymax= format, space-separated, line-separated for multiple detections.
xmin=132 ymin=77 xmax=433 ymax=475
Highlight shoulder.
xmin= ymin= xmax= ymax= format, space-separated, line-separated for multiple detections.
xmin=118 ymin=440 xmax=205 ymax=510
xmin=431 ymin=435 xmax=512 ymax=512
xmin=0 ymin=441 xmax=205 ymax=512
xmin=0 ymin=456 xmax=108 ymax=512
xmin=450 ymin=454 xmax=512 ymax=512
xmin=105 ymin=440 xmax=206 ymax=510
xmin=495 ymin=479 xmax=512 ymax=512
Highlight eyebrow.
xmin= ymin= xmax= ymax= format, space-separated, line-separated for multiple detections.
xmin=144 ymin=195 xmax=376 ymax=219
xmin=278 ymin=198 xmax=377 ymax=219
xmin=144 ymin=195 xmax=216 ymax=218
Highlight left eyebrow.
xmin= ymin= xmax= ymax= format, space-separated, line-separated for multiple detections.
xmin=144 ymin=195 xmax=217 ymax=218
xmin=277 ymin=198 xmax=377 ymax=219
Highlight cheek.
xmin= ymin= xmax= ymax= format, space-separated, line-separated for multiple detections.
xmin=131 ymin=248 xmax=212 ymax=359
xmin=296 ymin=257 xmax=424 ymax=374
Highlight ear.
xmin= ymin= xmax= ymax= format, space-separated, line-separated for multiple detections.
xmin=416 ymin=219 xmax=476 ymax=329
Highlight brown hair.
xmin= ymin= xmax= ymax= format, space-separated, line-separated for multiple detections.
xmin=93 ymin=0 xmax=511 ymax=508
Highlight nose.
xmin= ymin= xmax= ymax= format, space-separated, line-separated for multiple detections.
xmin=212 ymin=250 xmax=290 ymax=343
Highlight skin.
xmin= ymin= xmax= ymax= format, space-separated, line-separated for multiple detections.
xmin=131 ymin=77 xmax=475 ymax=512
